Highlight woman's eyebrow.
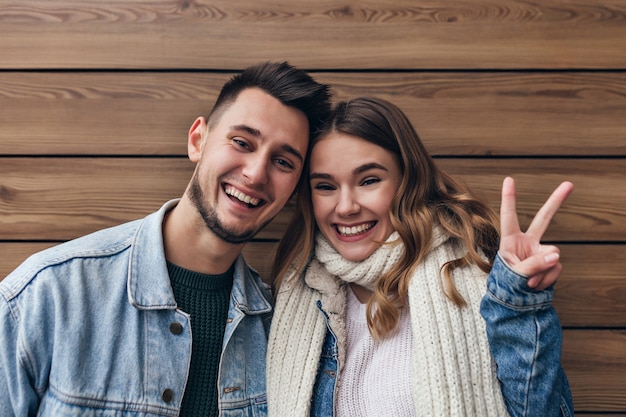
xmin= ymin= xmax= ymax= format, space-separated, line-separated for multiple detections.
xmin=354 ymin=163 xmax=388 ymax=175
xmin=309 ymin=172 xmax=332 ymax=180
xmin=309 ymin=163 xmax=387 ymax=180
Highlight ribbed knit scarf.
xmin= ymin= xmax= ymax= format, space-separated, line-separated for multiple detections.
xmin=267 ymin=230 xmax=510 ymax=417
xmin=315 ymin=231 xmax=404 ymax=291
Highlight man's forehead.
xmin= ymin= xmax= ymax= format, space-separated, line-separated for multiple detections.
xmin=220 ymin=90 xmax=309 ymax=143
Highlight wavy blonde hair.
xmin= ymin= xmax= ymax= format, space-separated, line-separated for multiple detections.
xmin=272 ymin=97 xmax=499 ymax=339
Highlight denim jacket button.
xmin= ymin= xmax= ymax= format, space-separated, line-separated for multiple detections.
xmin=169 ymin=322 xmax=183 ymax=335
xmin=162 ymin=388 xmax=174 ymax=403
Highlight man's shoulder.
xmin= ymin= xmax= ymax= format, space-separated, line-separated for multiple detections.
xmin=0 ymin=219 xmax=143 ymax=300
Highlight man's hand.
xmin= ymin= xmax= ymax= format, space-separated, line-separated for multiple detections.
xmin=498 ymin=177 xmax=574 ymax=291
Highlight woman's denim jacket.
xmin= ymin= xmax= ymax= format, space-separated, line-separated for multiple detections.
xmin=481 ymin=254 xmax=574 ymax=417
xmin=0 ymin=200 xmax=272 ymax=417
xmin=310 ymin=254 xmax=574 ymax=417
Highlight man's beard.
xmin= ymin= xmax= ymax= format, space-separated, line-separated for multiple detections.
xmin=188 ymin=174 xmax=271 ymax=244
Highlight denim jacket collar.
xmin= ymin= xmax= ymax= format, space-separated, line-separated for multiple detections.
xmin=127 ymin=199 xmax=178 ymax=310
xmin=231 ymin=256 xmax=273 ymax=315
xmin=127 ymin=199 xmax=272 ymax=315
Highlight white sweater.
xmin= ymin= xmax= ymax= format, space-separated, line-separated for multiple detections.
xmin=335 ymin=286 xmax=415 ymax=416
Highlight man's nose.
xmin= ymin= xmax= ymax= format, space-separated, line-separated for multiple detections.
xmin=242 ymin=154 xmax=269 ymax=185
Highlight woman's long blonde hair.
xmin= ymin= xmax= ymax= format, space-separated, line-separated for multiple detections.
xmin=272 ymin=97 xmax=499 ymax=339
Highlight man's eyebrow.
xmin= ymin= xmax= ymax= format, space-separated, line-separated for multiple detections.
xmin=281 ymin=144 xmax=304 ymax=164
xmin=231 ymin=124 xmax=304 ymax=163
xmin=230 ymin=124 xmax=261 ymax=138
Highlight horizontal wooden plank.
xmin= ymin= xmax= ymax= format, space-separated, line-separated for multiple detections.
xmin=0 ymin=242 xmax=57 ymax=281
xmin=1 ymin=158 xmax=624 ymax=241
xmin=1 ymin=72 xmax=625 ymax=157
xmin=563 ymin=330 xmax=626 ymax=412
xmin=578 ymin=415 xmax=626 ymax=417
xmin=243 ymin=241 xmax=279 ymax=283
xmin=555 ymin=245 xmax=626 ymax=327
xmin=438 ymin=159 xmax=626 ymax=242
xmin=0 ymin=157 xmax=191 ymax=240
xmin=1 ymin=1 xmax=625 ymax=69
xmin=0 ymin=73 xmax=227 ymax=156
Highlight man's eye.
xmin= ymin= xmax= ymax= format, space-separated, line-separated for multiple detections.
xmin=275 ymin=158 xmax=295 ymax=170
xmin=232 ymin=138 xmax=249 ymax=149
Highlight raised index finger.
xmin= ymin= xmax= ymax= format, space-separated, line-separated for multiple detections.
xmin=526 ymin=181 xmax=574 ymax=240
xmin=500 ymin=177 xmax=521 ymax=238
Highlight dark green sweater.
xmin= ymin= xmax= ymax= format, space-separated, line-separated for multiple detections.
xmin=167 ymin=261 xmax=234 ymax=417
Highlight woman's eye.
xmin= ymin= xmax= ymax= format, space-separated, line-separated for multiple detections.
xmin=362 ymin=177 xmax=380 ymax=186
xmin=313 ymin=182 xmax=335 ymax=191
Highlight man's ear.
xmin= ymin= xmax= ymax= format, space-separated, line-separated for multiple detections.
xmin=188 ymin=117 xmax=207 ymax=162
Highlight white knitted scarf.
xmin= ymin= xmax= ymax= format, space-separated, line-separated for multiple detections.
xmin=267 ymin=230 xmax=510 ymax=417
xmin=314 ymin=231 xmax=404 ymax=291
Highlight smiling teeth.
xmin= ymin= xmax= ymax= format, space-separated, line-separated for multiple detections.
xmin=337 ymin=222 xmax=375 ymax=236
xmin=225 ymin=185 xmax=261 ymax=207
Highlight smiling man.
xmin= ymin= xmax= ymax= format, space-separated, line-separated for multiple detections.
xmin=0 ymin=62 xmax=331 ymax=417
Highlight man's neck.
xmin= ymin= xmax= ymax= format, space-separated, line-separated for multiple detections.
xmin=162 ymin=201 xmax=244 ymax=275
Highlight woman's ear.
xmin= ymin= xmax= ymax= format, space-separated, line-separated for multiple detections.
xmin=188 ymin=117 xmax=207 ymax=162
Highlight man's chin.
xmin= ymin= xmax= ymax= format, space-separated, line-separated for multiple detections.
xmin=216 ymin=230 xmax=258 ymax=245
xmin=220 ymin=217 xmax=276 ymax=244
xmin=209 ymin=221 xmax=263 ymax=245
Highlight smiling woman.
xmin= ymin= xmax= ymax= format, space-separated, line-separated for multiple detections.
xmin=309 ymin=133 xmax=402 ymax=263
xmin=267 ymin=96 xmax=573 ymax=417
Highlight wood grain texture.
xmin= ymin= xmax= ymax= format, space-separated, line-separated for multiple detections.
xmin=1 ymin=0 xmax=624 ymax=412
xmin=0 ymin=157 xmax=192 ymax=240
xmin=1 ymin=72 xmax=625 ymax=156
xmin=434 ymin=159 xmax=626 ymax=242
xmin=242 ymin=241 xmax=279 ymax=283
xmin=563 ymin=330 xmax=626 ymax=411
xmin=555 ymin=245 xmax=626 ymax=327
xmin=0 ymin=242 xmax=56 ymax=280
xmin=1 ymin=0 xmax=625 ymax=69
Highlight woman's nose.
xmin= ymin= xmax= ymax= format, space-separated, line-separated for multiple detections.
xmin=336 ymin=189 xmax=360 ymax=216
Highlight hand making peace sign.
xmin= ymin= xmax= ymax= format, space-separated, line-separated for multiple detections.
xmin=498 ymin=177 xmax=574 ymax=291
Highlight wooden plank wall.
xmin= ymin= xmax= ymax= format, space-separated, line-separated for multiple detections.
xmin=1 ymin=0 xmax=625 ymax=413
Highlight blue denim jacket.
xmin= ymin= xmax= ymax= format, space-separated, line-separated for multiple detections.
xmin=309 ymin=254 xmax=574 ymax=417
xmin=0 ymin=200 xmax=271 ymax=417
xmin=481 ymin=254 xmax=574 ymax=417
